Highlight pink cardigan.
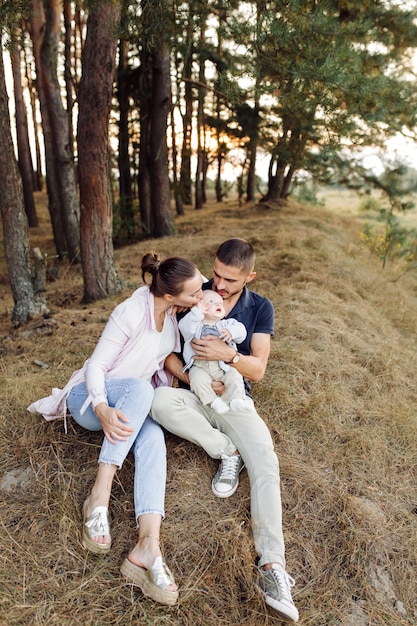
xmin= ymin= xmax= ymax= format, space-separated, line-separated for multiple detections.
xmin=27 ymin=286 xmax=180 ymax=429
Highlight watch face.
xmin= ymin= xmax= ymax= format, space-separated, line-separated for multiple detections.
xmin=232 ymin=354 xmax=240 ymax=363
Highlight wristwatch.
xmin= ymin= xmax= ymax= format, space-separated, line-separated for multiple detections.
xmin=229 ymin=350 xmax=240 ymax=364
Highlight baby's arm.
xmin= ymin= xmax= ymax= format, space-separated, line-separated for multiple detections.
xmin=178 ymin=306 xmax=204 ymax=342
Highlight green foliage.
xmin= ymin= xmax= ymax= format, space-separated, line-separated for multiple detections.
xmin=360 ymin=212 xmax=417 ymax=271
xmin=359 ymin=195 xmax=383 ymax=213
xmin=226 ymin=0 xmax=417 ymax=196
xmin=292 ymin=181 xmax=324 ymax=206
xmin=318 ymin=156 xmax=417 ymax=271
xmin=0 ymin=0 xmax=31 ymax=35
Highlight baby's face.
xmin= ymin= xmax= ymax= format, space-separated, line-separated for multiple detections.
xmin=202 ymin=292 xmax=225 ymax=320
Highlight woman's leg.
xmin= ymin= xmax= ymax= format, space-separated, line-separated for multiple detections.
xmin=122 ymin=417 xmax=178 ymax=599
xmin=67 ymin=378 xmax=154 ymax=547
xmin=68 ymin=378 xmax=155 ymax=467
xmin=131 ymin=415 xmax=167 ymax=519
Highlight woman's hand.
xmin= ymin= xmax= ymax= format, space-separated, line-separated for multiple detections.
xmin=94 ymin=402 xmax=134 ymax=443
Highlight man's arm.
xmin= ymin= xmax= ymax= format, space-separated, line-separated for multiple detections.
xmin=192 ymin=332 xmax=270 ymax=382
xmin=231 ymin=332 xmax=270 ymax=382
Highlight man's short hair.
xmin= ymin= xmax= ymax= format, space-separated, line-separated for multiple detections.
xmin=215 ymin=238 xmax=256 ymax=273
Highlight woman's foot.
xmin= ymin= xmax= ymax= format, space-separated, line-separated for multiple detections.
xmin=82 ymin=496 xmax=111 ymax=553
xmin=121 ymin=536 xmax=178 ymax=605
xmin=127 ymin=536 xmax=177 ymax=592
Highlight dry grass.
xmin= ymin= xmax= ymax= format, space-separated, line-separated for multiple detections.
xmin=1 ymin=192 xmax=417 ymax=625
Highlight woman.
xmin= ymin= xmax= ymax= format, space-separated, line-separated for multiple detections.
xmin=28 ymin=253 xmax=203 ymax=606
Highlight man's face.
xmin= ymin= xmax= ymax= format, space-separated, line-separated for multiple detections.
xmin=212 ymin=259 xmax=253 ymax=301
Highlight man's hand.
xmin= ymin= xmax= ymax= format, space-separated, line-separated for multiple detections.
xmin=191 ymin=335 xmax=234 ymax=362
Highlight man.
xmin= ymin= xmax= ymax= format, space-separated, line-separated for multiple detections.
xmin=152 ymin=238 xmax=299 ymax=622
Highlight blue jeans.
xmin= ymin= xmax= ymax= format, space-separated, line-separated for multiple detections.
xmin=67 ymin=378 xmax=166 ymax=521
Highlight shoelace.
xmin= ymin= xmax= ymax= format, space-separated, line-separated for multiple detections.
xmin=270 ymin=567 xmax=295 ymax=601
xmin=219 ymin=455 xmax=240 ymax=481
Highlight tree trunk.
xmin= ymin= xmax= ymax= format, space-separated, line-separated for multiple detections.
xmin=137 ymin=0 xmax=175 ymax=237
xmin=281 ymin=165 xmax=295 ymax=199
xmin=215 ymin=146 xmax=222 ymax=203
xmin=30 ymin=0 xmax=67 ymax=258
xmin=63 ymin=0 xmax=74 ymax=156
xmin=0 ymin=51 xmax=47 ymax=325
xmin=265 ymin=155 xmax=286 ymax=200
xmin=117 ymin=36 xmax=135 ymax=240
xmin=149 ymin=39 xmax=175 ymax=236
xmin=77 ymin=0 xmax=123 ymax=303
xmin=10 ymin=31 xmax=38 ymax=227
xmin=246 ymin=138 xmax=257 ymax=202
xmin=195 ymin=27 xmax=206 ymax=210
xmin=179 ymin=11 xmax=194 ymax=206
xmin=170 ymin=103 xmax=184 ymax=215
xmin=40 ymin=0 xmax=80 ymax=262
xmin=246 ymin=102 xmax=260 ymax=202
xmin=138 ymin=47 xmax=152 ymax=233
xmin=23 ymin=46 xmax=43 ymax=191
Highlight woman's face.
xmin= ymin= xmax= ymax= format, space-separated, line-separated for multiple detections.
xmin=173 ymin=272 xmax=203 ymax=308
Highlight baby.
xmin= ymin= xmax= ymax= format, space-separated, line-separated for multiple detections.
xmin=179 ymin=290 xmax=254 ymax=414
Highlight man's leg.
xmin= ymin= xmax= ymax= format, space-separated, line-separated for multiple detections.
xmin=215 ymin=407 xmax=299 ymax=622
xmin=151 ymin=386 xmax=237 ymax=459
xmin=212 ymin=406 xmax=286 ymax=568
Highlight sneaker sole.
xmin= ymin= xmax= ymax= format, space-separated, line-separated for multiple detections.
xmin=260 ymin=589 xmax=299 ymax=622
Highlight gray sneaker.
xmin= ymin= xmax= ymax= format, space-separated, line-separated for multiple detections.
xmin=211 ymin=453 xmax=243 ymax=498
xmin=258 ymin=564 xmax=299 ymax=622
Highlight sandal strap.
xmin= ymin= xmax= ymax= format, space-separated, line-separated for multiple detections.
xmin=147 ymin=556 xmax=176 ymax=589
xmin=84 ymin=506 xmax=111 ymax=538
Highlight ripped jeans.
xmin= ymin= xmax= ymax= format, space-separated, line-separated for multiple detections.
xmin=67 ymin=378 xmax=166 ymax=521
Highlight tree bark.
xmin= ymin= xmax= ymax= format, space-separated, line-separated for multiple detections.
xmin=195 ymin=20 xmax=206 ymax=210
xmin=40 ymin=0 xmax=80 ymax=262
xmin=63 ymin=0 xmax=74 ymax=156
xmin=179 ymin=11 xmax=194 ymax=206
xmin=23 ymin=45 xmax=43 ymax=191
xmin=170 ymin=103 xmax=184 ymax=215
xmin=138 ymin=47 xmax=152 ymax=233
xmin=0 ymin=51 xmax=47 ymax=325
xmin=77 ymin=0 xmax=123 ymax=303
xmin=149 ymin=38 xmax=175 ymax=236
xmin=10 ymin=31 xmax=38 ymax=227
xmin=30 ymin=0 xmax=67 ymax=258
xmin=138 ymin=0 xmax=175 ymax=237
xmin=117 ymin=36 xmax=135 ymax=240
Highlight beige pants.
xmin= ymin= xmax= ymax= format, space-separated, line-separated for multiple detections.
xmin=151 ymin=385 xmax=286 ymax=567
xmin=188 ymin=360 xmax=247 ymax=406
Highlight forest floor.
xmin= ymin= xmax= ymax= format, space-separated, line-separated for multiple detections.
xmin=0 ymin=191 xmax=417 ymax=625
